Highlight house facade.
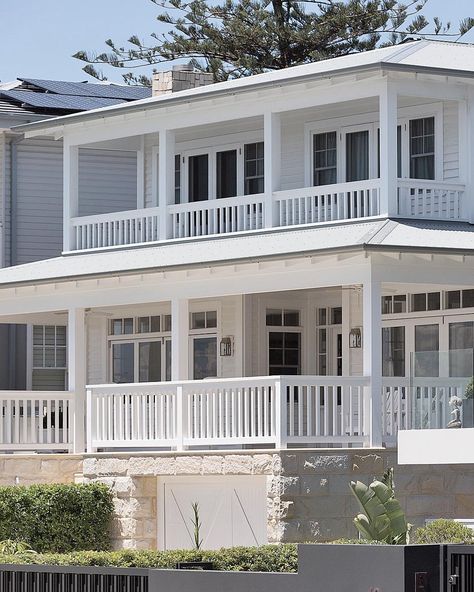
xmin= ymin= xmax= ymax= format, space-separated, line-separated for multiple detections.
xmin=2 ymin=41 xmax=474 ymax=548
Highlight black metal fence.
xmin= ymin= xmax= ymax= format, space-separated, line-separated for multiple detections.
xmin=447 ymin=545 xmax=474 ymax=591
xmin=0 ymin=566 xmax=149 ymax=592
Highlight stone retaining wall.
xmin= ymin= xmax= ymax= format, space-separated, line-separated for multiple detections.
xmin=0 ymin=454 xmax=82 ymax=487
xmin=82 ymin=448 xmax=474 ymax=550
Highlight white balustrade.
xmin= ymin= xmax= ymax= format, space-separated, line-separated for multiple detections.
xmin=273 ymin=180 xmax=381 ymax=227
xmin=168 ymin=194 xmax=265 ymax=239
xmin=87 ymin=376 xmax=369 ymax=451
xmin=397 ymin=180 xmax=465 ymax=220
xmin=86 ymin=383 xmax=178 ymax=449
xmin=71 ymin=207 xmax=160 ymax=251
xmin=0 ymin=391 xmax=73 ymax=451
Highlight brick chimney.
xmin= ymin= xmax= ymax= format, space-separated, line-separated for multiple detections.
xmin=152 ymin=64 xmax=214 ymax=96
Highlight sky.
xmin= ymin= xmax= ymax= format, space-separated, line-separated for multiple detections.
xmin=0 ymin=0 xmax=473 ymax=85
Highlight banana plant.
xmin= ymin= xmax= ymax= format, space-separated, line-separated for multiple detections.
xmin=349 ymin=468 xmax=411 ymax=544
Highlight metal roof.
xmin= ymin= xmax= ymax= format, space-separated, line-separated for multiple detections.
xmin=14 ymin=39 xmax=474 ymax=134
xmin=0 ymin=218 xmax=472 ymax=287
xmin=18 ymin=78 xmax=151 ymax=100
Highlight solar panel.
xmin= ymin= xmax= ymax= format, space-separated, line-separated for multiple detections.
xmin=19 ymin=78 xmax=151 ymax=100
xmin=0 ymin=90 xmax=125 ymax=111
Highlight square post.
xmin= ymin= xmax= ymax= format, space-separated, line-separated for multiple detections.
xmin=379 ymin=80 xmax=398 ymax=217
xmin=136 ymin=135 xmax=145 ymax=209
xmin=63 ymin=142 xmax=79 ymax=252
xmin=264 ymin=112 xmax=281 ymax=228
xmin=464 ymin=89 xmax=474 ymax=223
xmin=159 ymin=129 xmax=176 ymax=240
xmin=171 ymin=298 xmax=189 ymax=381
xmin=362 ymin=280 xmax=383 ymax=447
xmin=68 ymin=307 xmax=86 ymax=453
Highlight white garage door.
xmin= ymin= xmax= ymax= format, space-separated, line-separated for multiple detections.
xmin=158 ymin=476 xmax=267 ymax=550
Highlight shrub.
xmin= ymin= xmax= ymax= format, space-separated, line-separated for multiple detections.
xmin=0 ymin=544 xmax=299 ymax=572
xmin=414 ymin=519 xmax=474 ymax=544
xmin=0 ymin=483 xmax=113 ymax=553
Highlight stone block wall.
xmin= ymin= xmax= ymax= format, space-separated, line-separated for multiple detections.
xmin=82 ymin=449 xmax=474 ymax=549
xmin=0 ymin=454 xmax=82 ymax=487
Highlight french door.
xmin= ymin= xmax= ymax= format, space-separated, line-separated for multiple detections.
xmin=111 ymin=338 xmax=171 ymax=383
xmin=268 ymin=330 xmax=301 ymax=375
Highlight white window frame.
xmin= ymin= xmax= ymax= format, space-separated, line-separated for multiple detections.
xmin=188 ymin=302 xmax=221 ymax=379
xmin=304 ymin=103 xmax=444 ymax=186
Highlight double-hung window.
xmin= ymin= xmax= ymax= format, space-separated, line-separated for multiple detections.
xmin=409 ymin=116 xmax=435 ymax=180
xmin=32 ymin=325 xmax=67 ymax=390
xmin=313 ymin=132 xmax=337 ymax=186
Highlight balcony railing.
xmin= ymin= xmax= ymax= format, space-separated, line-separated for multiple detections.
xmin=0 ymin=391 xmax=73 ymax=451
xmin=67 ymin=179 xmax=466 ymax=251
xmin=86 ymin=375 xmax=370 ymax=451
xmin=397 ymin=179 xmax=466 ymax=220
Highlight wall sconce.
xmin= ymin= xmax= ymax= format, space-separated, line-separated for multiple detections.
xmin=349 ymin=328 xmax=362 ymax=349
xmin=220 ymin=336 xmax=234 ymax=357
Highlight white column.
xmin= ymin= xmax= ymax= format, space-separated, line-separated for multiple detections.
xmin=341 ymin=287 xmax=351 ymax=376
xmin=158 ymin=129 xmax=176 ymax=240
xmin=171 ymin=298 xmax=189 ymax=381
xmin=264 ymin=112 xmax=281 ymax=228
xmin=464 ymin=89 xmax=474 ymax=223
xmin=362 ymin=279 xmax=383 ymax=448
xmin=68 ymin=307 xmax=86 ymax=453
xmin=379 ymin=81 xmax=398 ymax=217
xmin=63 ymin=142 xmax=79 ymax=252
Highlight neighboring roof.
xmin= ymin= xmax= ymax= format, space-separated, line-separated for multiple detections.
xmin=0 ymin=218 xmax=473 ymax=287
xmin=14 ymin=39 xmax=474 ymax=134
xmin=0 ymin=78 xmax=151 ymax=119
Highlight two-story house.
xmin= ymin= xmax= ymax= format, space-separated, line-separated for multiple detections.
xmin=1 ymin=40 xmax=474 ymax=550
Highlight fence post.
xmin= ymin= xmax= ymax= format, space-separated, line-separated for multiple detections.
xmin=85 ymin=389 xmax=92 ymax=453
xmin=274 ymin=378 xmax=287 ymax=449
xmin=176 ymin=385 xmax=184 ymax=451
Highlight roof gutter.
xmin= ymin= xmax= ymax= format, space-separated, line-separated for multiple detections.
xmin=15 ymin=60 xmax=472 ymax=136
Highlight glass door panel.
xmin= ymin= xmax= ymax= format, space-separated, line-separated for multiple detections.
xmin=165 ymin=338 xmax=172 ymax=381
xmin=268 ymin=331 xmax=301 ymax=375
xmin=449 ymin=322 xmax=474 ymax=377
xmin=188 ymin=154 xmax=209 ymax=202
xmin=346 ymin=130 xmax=369 ymax=182
xmin=138 ymin=341 xmax=162 ymax=382
xmin=216 ymin=149 xmax=237 ymax=198
xmin=414 ymin=324 xmax=439 ymax=377
xmin=193 ymin=337 xmax=217 ymax=379
xmin=112 ymin=342 xmax=134 ymax=383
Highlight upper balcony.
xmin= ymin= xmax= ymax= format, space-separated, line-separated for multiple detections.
xmin=18 ymin=51 xmax=474 ymax=255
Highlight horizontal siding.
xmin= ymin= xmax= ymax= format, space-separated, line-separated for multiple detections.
xmin=32 ymin=369 xmax=66 ymax=391
xmin=15 ymin=139 xmax=63 ymax=264
xmin=78 ymin=148 xmax=137 ymax=216
xmin=443 ymin=101 xmax=459 ymax=181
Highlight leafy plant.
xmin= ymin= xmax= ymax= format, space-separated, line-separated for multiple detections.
xmin=0 ymin=540 xmax=36 ymax=555
xmin=465 ymin=377 xmax=474 ymax=399
xmin=0 ymin=483 xmax=114 ymax=553
xmin=350 ymin=468 xmax=411 ymax=544
xmin=414 ymin=519 xmax=474 ymax=544
xmin=191 ymin=502 xmax=203 ymax=550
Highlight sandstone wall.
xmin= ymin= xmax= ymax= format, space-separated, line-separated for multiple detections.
xmin=81 ymin=448 xmax=474 ymax=550
xmin=0 ymin=454 xmax=82 ymax=486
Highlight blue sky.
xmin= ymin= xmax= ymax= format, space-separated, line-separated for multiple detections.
xmin=0 ymin=0 xmax=473 ymax=84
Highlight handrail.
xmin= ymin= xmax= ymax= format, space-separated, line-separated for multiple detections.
xmin=168 ymin=193 xmax=265 ymax=214
xmin=71 ymin=206 xmax=160 ymax=226
xmin=273 ymin=179 xmax=380 ymax=200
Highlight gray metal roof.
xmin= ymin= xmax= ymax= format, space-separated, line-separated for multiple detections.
xmin=18 ymin=78 xmax=151 ymax=100
xmin=0 ymin=218 xmax=472 ymax=287
xmin=14 ymin=39 xmax=474 ymax=135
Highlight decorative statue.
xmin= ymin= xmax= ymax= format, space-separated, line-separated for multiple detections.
xmin=447 ymin=396 xmax=463 ymax=429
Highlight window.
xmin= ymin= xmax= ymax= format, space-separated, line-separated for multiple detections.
xmin=316 ymin=307 xmax=342 ymax=326
xmin=446 ymin=290 xmax=474 ymax=310
xmin=412 ymin=292 xmax=440 ymax=313
xmin=317 ymin=328 xmax=327 ymax=375
xmin=382 ymin=327 xmax=405 ymax=377
xmin=191 ymin=311 xmax=217 ymax=330
xmin=266 ymin=309 xmax=300 ymax=327
xmin=414 ymin=324 xmax=439 ymax=377
xmin=449 ymin=322 xmax=474 ymax=377
xmin=192 ymin=336 xmax=217 ymax=379
xmin=244 ymin=142 xmax=264 ymax=195
xmin=313 ymin=132 xmax=337 ymax=186
xmin=410 ymin=117 xmax=435 ymax=180
xmin=216 ymin=149 xmax=237 ymax=198
xmin=188 ymin=154 xmax=209 ymax=202
xmin=174 ymin=154 xmax=181 ymax=204
xmin=112 ymin=342 xmax=135 ymax=384
xmin=331 ymin=307 xmax=342 ymax=325
xmin=268 ymin=331 xmax=301 ymax=375
xmin=381 ymin=295 xmax=407 ymax=315
xmin=110 ymin=318 xmax=133 ymax=336
xmin=138 ymin=316 xmax=161 ymax=334
xmin=33 ymin=326 xmax=67 ymax=369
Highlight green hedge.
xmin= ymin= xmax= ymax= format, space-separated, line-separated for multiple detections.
xmin=0 ymin=483 xmax=113 ymax=553
xmin=0 ymin=545 xmax=298 ymax=572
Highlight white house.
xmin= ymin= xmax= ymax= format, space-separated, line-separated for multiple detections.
xmin=2 ymin=41 xmax=474 ymax=549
